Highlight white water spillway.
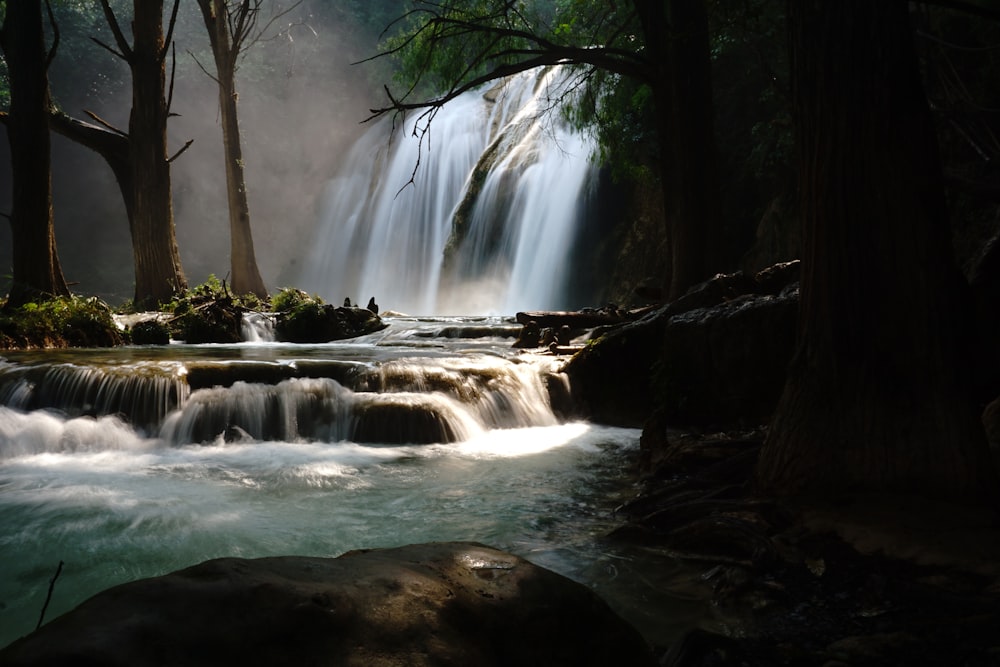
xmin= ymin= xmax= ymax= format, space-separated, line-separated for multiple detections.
xmin=300 ymin=67 xmax=598 ymax=314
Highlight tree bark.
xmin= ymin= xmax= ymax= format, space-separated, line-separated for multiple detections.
xmin=634 ymin=0 xmax=721 ymax=301
xmin=125 ymin=0 xmax=187 ymax=308
xmin=197 ymin=0 xmax=268 ymax=300
xmin=1 ymin=0 xmax=70 ymax=306
xmin=756 ymin=0 xmax=997 ymax=502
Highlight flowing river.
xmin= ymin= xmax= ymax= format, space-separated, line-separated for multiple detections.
xmin=0 ymin=317 xmax=701 ymax=650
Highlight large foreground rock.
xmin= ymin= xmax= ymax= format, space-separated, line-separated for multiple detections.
xmin=0 ymin=542 xmax=654 ymax=667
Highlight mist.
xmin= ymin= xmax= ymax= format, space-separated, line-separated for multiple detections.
xmin=0 ymin=1 xmax=392 ymax=304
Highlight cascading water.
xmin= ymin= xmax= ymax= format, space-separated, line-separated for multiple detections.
xmin=0 ymin=320 xmax=693 ymax=650
xmin=299 ymin=67 xmax=598 ymax=314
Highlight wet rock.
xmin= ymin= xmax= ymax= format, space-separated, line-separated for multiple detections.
xmin=129 ymin=319 xmax=171 ymax=345
xmin=0 ymin=542 xmax=655 ymax=667
xmin=351 ymin=400 xmax=461 ymax=444
xmin=513 ymin=319 xmax=541 ymax=348
xmin=562 ymin=305 xmax=671 ymax=426
xmin=276 ymin=304 xmax=388 ymax=343
xmin=170 ymin=299 xmax=244 ymax=344
xmin=657 ymin=288 xmax=797 ymax=427
xmin=564 ymin=263 xmax=799 ymax=428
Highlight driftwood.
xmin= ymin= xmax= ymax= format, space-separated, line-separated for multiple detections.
xmin=515 ymin=305 xmax=656 ymax=329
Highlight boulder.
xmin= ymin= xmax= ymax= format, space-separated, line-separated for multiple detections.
xmin=276 ymin=304 xmax=388 ymax=343
xmin=0 ymin=542 xmax=654 ymax=667
xmin=563 ymin=263 xmax=799 ymax=428
xmin=657 ymin=287 xmax=797 ymax=426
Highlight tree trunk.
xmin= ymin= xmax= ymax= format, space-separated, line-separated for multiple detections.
xmin=219 ymin=75 xmax=268 ymax=299
xmin=756 ymin=0 xmax=997 ymax=501
xmin=1 ymin=0 xmax=70 ymax=306
xmin=199 ymin=0 xmax=268 ymax=300
xmin=128 ymin=0 xmax=187 ymax=309
xmin=635 ymin=0 xmax=721 ymax=301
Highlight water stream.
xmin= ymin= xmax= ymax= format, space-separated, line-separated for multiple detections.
xmin=0 ymin=319 xmax=702 ymax=650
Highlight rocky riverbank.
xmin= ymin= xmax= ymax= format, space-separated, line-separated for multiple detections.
xmin=612 ymin=429 xmax=1000 ymax=666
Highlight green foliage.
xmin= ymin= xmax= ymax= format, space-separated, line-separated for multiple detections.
xmin=273 ymin=290 xmax=386 ymax=343
xmin=564 ymin=71 xmax=658 ymax=183
xmin=0 ymin=295 xmax=123 ymax=348
xmin=128 ymin=319 xmax=171 ymax=345
xmin=162 ymin=275 xmax=263 ymax=344
xmin=162 ymin=275 xmax=263 ymax=314
xmin=380 ymin=0 xmax=650 ymax=175
xmin=270 ymin=286 xmax=321 ymax=312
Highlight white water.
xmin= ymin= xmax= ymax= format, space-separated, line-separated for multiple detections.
xmin=0 ymin=319 xmax=691 ymax=649
xmin=299 ymin=67 xmax=597 ymax=315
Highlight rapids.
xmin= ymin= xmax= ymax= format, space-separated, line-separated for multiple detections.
xmin=0 ymin=318 xmax=695 ymax=649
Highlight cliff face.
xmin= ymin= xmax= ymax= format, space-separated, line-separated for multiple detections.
xmin=567 ymin=171 xmax=669 ymax=310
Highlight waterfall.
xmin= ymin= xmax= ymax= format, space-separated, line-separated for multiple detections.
xmin=300 ymin=67 xmax=597 ymax=315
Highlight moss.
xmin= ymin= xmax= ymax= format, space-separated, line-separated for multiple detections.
xmin=129 ymin=319 xmax=171 ymax=345
xmin=162 ymin=276 xmax=253 ymax=344
xmin=0 ymin=296 xmax=124 ymax=349
xmin=274 ymin=292 xmax=387 ymax=343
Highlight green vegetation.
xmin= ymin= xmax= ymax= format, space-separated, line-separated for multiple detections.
xmin=0 ymin=295 xmax=123 ymax=349
xmin=161 ymin=275 xmax=263 ymax=344
xmin=271 ymin=287 xmax=387 ymax=343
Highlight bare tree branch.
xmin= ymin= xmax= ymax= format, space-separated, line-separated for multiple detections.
xmin=167 ymin=42 xmax=177 ymax=113
xmin=83 ymin=109 xmax=128 ymax=137
xmin=168 ymin=138 xmax=194 ymax=163
xmin=90 ymin=36 xmax=126 ymax=61
xmin=97 ymin=0 xmax=132 ymax=60
xmin=188 ymin=49 xmax=221 ymax=84
xmin=161 ymin=0 xmax=182 ymax=62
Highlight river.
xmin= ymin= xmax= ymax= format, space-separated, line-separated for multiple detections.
xmin=0 ymin=316 xmax=703 ymax=650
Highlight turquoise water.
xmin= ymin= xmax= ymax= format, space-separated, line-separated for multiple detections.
xmin=0 ymin=318 xmax=696 ymax=649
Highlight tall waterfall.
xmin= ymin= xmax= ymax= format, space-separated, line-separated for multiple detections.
xmin=300 ymin=67 xmax=597 ymax=315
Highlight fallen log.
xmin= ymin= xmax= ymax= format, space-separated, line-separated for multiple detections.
xmin=515 ymin=305 xmax=656 ymax=329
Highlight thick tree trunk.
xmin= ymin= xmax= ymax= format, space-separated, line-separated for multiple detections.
xmin=199 ymin=0 xmax=268 ymax=300
xmin=634 ymin=0 xmax=720 ymax=301
xmin=756 ymin=1 xmax=997 ymax=501
xmin=128 ymin=0 xmax=187 ymax=309
xmin=1 ymin=0 xmax=70 ymax=306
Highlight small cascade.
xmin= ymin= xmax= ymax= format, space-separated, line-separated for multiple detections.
xmin=300 ymin=66 xmax=597 ymax=314
xmin=0 ymin=321 xmax=570 ymax=453
xmin=356 ymin=357 xmax=559 ymax=430
xmin=0 ymin=408 xmax=153 ymax=460
xmin=160 ymin=378 xmax=357 ymax=445
xmin=159 ymin=355 xmax=560 ymax=447
xmin=0 ymin=362 xmax=189 ymax=434
xmin=241 ymin=312 xmax=276 ymax=343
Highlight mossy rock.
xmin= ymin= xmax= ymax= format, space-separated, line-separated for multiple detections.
xmin=169 ymin=300 xmax=243 ymax=344
xmin=130 ymin=319 xmax=171 ymax=345
xmin=276 ymin=303 xmax=387 ymax=343
xmin=0 ymin=296 xmax=123 ymax=349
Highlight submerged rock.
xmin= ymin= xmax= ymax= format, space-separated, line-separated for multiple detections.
xmin=0 ymin=542 xmax=655 ymax=667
